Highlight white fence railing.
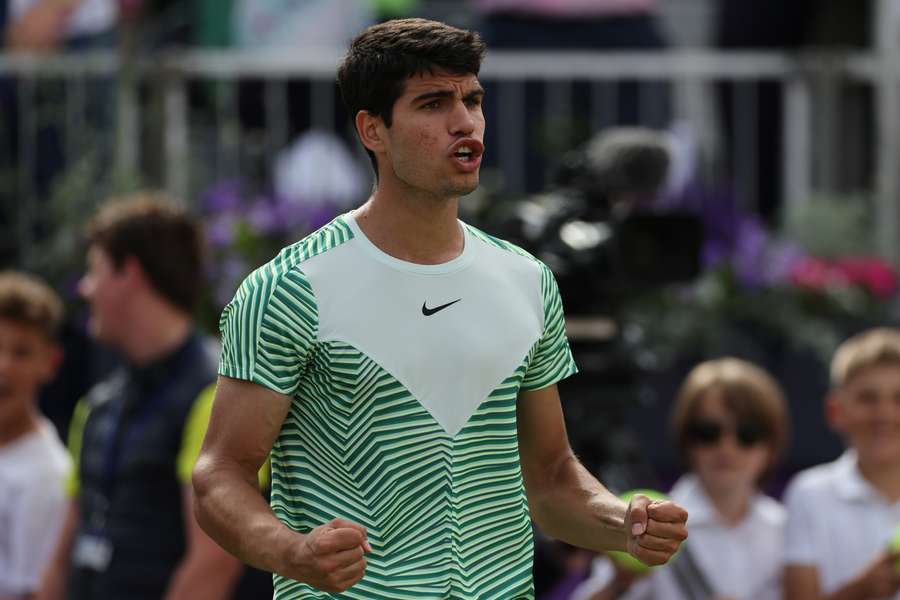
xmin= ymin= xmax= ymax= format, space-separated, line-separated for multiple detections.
xmin=1 ymin=47 xmax=898 ymax=264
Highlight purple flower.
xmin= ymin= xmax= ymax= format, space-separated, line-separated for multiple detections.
xmin=731 ymin=217 xmax=769 ymax=289
xmin=246 ymin=197 xmax=283 ymax=235
xmin=765 ymin=241 xmax=806 ymax=286
xmin=203 ymin=180 xmax=243 ymax=214
xmin=213 ymin=257 xmax=251 ymax=308
xmin=206 ymin=214 xmax=237 ymax=248
xmin=272 ymin=197 xmax=313 ymax=231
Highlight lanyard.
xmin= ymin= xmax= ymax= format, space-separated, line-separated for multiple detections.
xmin=90 ymin=335 xmax=204 ymax=528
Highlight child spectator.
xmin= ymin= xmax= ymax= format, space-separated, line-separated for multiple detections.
xmin=0 ymin=271 xmax=70 ymax=599
xmin=783 ymin=327 xmax=900 ymax=600
xmin=572 ymin=357 xmax=790 ymax=599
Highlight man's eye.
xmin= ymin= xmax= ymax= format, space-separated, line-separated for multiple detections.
xmin=422 ymin=100 xmax=440 ymax=110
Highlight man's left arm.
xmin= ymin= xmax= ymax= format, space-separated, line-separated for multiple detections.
xmin=163 ymin=385 xmax=244 ymax=600
xmin=162 ymin=487 xmax=243 ymax=600
xmin=517 ymin=383 xmax=688 ymax=565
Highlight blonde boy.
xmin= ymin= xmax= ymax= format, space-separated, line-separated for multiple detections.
xmin=784 ymin=327 xmax=900 ymax=600
xmin=0 ymin=271 xmax=70 ymax=599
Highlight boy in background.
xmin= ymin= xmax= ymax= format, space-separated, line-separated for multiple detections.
xmin=784 ymin=327 xmax=900 ymax=600
xmin=0 ymin=271 xmax=70 ymax=599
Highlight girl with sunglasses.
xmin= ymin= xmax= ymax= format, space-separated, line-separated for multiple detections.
xmin=571 ymin=357 xmax=790 ymax=600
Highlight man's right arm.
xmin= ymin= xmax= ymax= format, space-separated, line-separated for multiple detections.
xmin=191 ymin=375 xmax=370 ymax=594
xmin=785 ymin=556 xmax=900 ymax=600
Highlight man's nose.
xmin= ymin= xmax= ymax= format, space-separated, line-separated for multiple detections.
xmin=449 ymin=102 xmax=476 ymax=136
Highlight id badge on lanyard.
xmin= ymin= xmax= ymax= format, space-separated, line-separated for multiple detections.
xmin=73 ymin=497 xmax=113 ymax=572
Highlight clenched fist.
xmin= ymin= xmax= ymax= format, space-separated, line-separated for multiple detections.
xmin=624 ymin=495 xmax=688 ymax=567
xmin=284 ymin=518 xmax=372 ymax=593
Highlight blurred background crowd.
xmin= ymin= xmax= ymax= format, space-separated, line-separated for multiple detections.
xmin=2 ymin=0 xmax=900 ymax=598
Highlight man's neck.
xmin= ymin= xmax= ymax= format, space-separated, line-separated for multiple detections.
xmin=353 ymin=187 xmax=464 ymax=265
xmin=0 ymin=406 xmax=39 ymax=448
xmin=857 ymin=457 xmax=900 ymax=503
xmin=117 ymin=294 xmax=194 ymax=367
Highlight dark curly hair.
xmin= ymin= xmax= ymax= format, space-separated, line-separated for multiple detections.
xmin=337 ymin=18 xmax=486 ymax=176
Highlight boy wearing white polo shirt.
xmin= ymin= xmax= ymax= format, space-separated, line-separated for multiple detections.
xmin=784 ymin=327 xmax=900 ymax=600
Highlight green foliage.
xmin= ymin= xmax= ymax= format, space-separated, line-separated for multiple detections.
xmin=782 ymin=194 xmax=877 ymax=258
xmin=26 ymin=150 xmax=143 ymax=291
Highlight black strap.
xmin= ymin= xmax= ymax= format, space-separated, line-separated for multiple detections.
xmin=668 ymin=543 xmax=715 ymax=600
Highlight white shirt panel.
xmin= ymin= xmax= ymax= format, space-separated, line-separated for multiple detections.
xmin=0 ymin=422 xmax=71 ymax=595
xmin=784 ymin=451 xmax=900 ymax=597
xmin=300 ymin=215 xmax=544 ymax=436
xmin=571 ymin=475 xmax=785 ymax=600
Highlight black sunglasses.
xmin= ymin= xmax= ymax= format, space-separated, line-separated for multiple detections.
xmin=684 ymin=418 xmax=767 ymax=448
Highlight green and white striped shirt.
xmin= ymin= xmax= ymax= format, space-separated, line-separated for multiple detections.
xmin=220 ymin=213 xmax=577 ymax=599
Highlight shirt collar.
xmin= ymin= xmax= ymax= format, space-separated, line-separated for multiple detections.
xmin=128 ymin=331 xmax=201 ymax=392
xmin=669 ymin=473 xmax=779 ymax=527
xmin=832 ymin=449 xmax=885 ymax=503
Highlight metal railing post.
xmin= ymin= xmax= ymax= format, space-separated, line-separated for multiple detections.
xmin=782 ymin=75 xmax=813 ymax=218
xmin=163 ymin=69 xmax=190 ymax=205
xmin=873 ymin=0 xmax=900 ymax=264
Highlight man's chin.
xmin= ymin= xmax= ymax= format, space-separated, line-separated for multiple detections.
xmin=447 ymin=177 xmax=479 ymax=198
xmin=87 ymin=320 xmax=113 ymax=345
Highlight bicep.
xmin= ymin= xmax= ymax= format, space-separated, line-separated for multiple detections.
xmin=784 ymin=564 xmax=821 ymax=600
xmin=517 ymin=384 xmax=574 ymax=483
xmin=200 ymin=375 xmax=292 ymax=474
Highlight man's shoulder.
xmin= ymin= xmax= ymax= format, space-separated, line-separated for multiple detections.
xmin=464 ymin=222 xmax=550 ymax=279
xmin=84 ymin=368 xmax=129 ymax=410
xmin=465 ymin=222 xmax=539 ymax=262
xmin=0 ymin=425 xmax=70 ymax=483
xmin=784 ymin=456 xmax=846 ymax=502
xmin=234 ymin=215 xmax=355 ymax=301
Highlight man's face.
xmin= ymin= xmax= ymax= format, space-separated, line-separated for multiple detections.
xmin=0 ymin=319 xmax=59 ymax=413
xmin=377 ymin=70 xmax=485 ymax=200
xmin=829 ymin=364 xmax=900 ymax=467
xmin=78 ymin=245 xmax=133 ymax=347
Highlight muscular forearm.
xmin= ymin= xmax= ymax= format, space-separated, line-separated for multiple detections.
xmin=192 ymin=456 xmax=299 ymax=575
xmin=526 ymin=453 xmax=628 ymax=553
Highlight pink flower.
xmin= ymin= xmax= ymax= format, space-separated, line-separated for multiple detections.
xmin=789 ymin=257 xmax=845 ymax=292
xmin=789 ymin=256 xmax=899 ymax=299
xmin=835 ymin=257 xmax=899 ymax=299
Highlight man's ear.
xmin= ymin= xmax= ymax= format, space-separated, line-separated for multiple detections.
xmin=120 ymin=255 xmax=149 ymax=290
xmin=356 ymin=110 xmax=386 ymax=153
xmin=825 ymin=391 xmax=844 ymax=433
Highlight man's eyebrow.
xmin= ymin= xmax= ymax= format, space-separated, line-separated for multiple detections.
xmin=411 ymin=90 xmax=454 ymax=104
xmin=464 ymin=87 xmax=486 ymax=100
xmin=411 ymin=87 xmax=486 ymax=104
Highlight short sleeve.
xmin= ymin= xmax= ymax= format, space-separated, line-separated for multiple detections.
xmin=218 ymin=266 xmax=318 ymax=397
xmin=64 ymin=398 xmax=91 ymax=498
xmin=6 ymin=455 xmax=69 ymax=593
xmin=783 ymin=477 xmax=818 ymax=566
xmin=521 ymin=264 xmax=577 ymax=391
xmin=176 ymin=383 xmax=217 ymax=485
